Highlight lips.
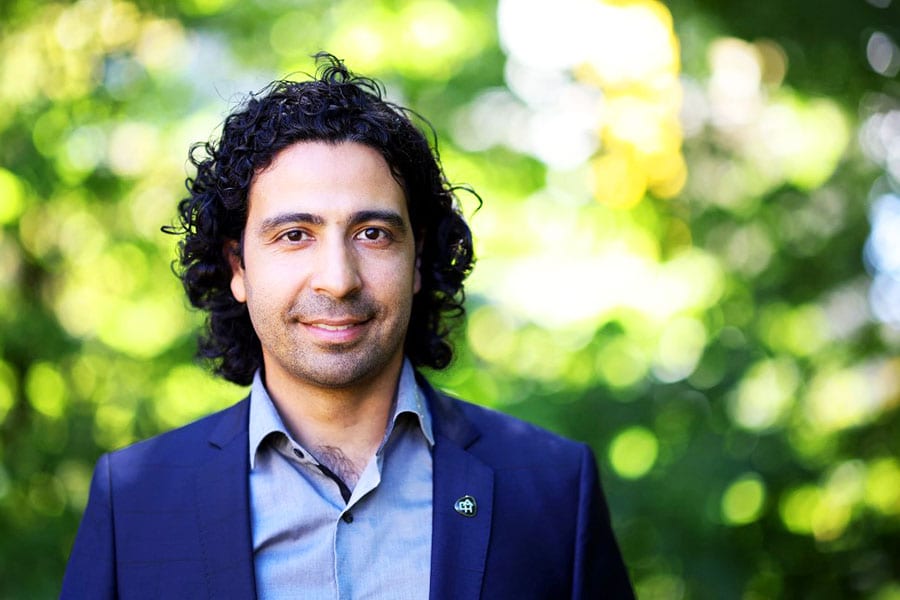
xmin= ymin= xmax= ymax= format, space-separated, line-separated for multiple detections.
xmin=289 ymin=296 xmax=377 ymax=343
xmin=310 ymin=322 xmax=357 ymax=331
xmin=303 ymin=316 xmax=371 ymax=329
xmin=300 ymin=316 xmax=372 ymax=345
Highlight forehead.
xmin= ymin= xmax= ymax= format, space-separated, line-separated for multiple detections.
xmin=247 ymin=141 xmax=408 ymax=221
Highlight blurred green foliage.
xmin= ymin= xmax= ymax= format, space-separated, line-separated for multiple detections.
xmin=1 ymin=0 xmax=899 ymax=598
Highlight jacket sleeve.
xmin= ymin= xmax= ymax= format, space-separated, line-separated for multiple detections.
xmin=61 ymin=453 xmax=117 ymax=599
xmin=573 ymin=444 xmax=635 ymax=600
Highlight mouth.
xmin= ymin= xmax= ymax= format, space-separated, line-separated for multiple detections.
xmin=310 ymin=322 xmax=357 ymax=331
xmin=304 ymin=317 xmax=371 ymax=329
xmin=301 ymin=317 xmax=372 ymax=343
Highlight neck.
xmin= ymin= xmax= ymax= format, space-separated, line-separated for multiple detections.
xmin=262 ymin=356 xmax=404 ymax=486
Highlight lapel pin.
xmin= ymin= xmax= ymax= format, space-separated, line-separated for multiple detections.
xmin=454 ymin=495 xmax=477 ymax=517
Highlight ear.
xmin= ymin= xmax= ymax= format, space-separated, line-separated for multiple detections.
xmin=225 ymin=240 xmax=247 ymax=303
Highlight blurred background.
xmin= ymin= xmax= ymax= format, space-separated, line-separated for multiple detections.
xmin=1 ymin=0 xmax=899 ymax=597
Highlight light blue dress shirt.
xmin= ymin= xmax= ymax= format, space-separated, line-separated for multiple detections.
xmin=248 ymin=360 xmax=434 ymax=600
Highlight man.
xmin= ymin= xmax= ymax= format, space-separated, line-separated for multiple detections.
xmin=62 ymin=54 xmax=634 ymax=599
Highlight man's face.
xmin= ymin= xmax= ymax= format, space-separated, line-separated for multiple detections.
xmin=228 ymin=141 xmax=421 ymax=393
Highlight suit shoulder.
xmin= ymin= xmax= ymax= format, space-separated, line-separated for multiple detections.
xmin=443 ymin=394 xmax=590 ymax=464
xmin=106 ymin=397 xmax=249 ymax=466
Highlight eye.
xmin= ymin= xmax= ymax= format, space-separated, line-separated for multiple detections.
xmin=355 ymin=227 xmax=390 ymax=242
xmin=280 ymin=229 xmax=309 ymax=242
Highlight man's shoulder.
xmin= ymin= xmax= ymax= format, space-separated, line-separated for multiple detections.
xmin=433 ymin=390 xmax=590 ymax=466
xmin=450 ymin=395 xmax=572 ymax=440
xmin=105 ymin=397 xmax=249 ymax=467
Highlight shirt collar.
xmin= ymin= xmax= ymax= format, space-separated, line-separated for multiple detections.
xmin=388 ymin=359 xmax=435 ymax=449
xmin=248 ymin=358 xmax=434 ymax=469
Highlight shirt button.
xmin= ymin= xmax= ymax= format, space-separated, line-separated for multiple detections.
xmin=342 ymin=512 xmax=354 ymax=524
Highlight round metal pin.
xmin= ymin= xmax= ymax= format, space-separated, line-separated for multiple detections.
xmin=454 ymin=495 xmax=477 ymax=517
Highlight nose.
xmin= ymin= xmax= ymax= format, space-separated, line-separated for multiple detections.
xmin=310 ymin=236 xmax=362 ymax=298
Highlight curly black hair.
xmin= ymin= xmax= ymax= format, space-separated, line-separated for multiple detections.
xmin=165 ymin=53 xmax=475 ymax=385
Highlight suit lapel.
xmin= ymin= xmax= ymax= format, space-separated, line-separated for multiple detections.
xmin=424 ymin=382 xmax=495 ymax=600
xmin=195 ymin=398 xmax=257 ymax=599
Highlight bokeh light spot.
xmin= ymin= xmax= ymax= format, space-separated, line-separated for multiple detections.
xmin=402 ymin=1 xmax=460 ymax=51
xmin=135 ymin=19 xmax=187 ymax=73
xmin=596 ymin=337 xmax=648 ymax=389
xmin=803 ymin=366 xmax=882 ymax=434
xmin=56 ymin=459 xmax=92 ymax=513
xmin=865 ymin=457 xmax=900 ymax=515
xmin=609 ymin=426 xmax=659 ymax=479
xmin=64 ymin=125 xmax=106 ymax=175
xmin=867 ymin=31 xmax=900 ymax=77
xmin=779 ymin=485 xmax=819 ymax=535
xmin=635 ymin=573 xmax=686 ymax=600
xmin=107 ymin=121 xmax=159 ymax=177
xmin=178 ymin=0 xmax=237 ymax=16
xmin=32 ymin=108 xmax=70 ymax=157
xmin=329 ymin=20 xmax=389 ymax=74
xmin=54 ymin=5 xmax=93 ymax=51
xmin=728 ymin=357 xmax=799 ymax=431
xmin=96 ymin=295 xmax=187 ymax=358
xmin=0 ymin=168 xmax=26 ymax=224
xmin=154 ymin=364 xmax=245 ymax=429
xmin=466 ymin=305 xmax=518 ymax=365
xmin=591 ymin=150 xmax=647 ymax=208
xmin=0 ymin=360 xmax=17 ymax=422
xmin=93 ymin=402 xmax=136 ymax=450
xmin=708 ymin=38 xmax=763 ymax=128
xmin=779 ymin=465 xmax=863 ymax=542
xmin=865 ymin=193 xmax=900 ymax=276
xmin=25 ymin=362 xmax=68 ymax=419
xmin=759 ymin=303 xmax=829 ymax=357
xmin=870 ymin=274 xmax=900 ymax=325
xmin=652 ymin=316 xmax=707 ymax=383
xmin=754 ymin=39 xmax=788 ymax=87
xmin=99 ymin=1 xmax=141 ymax=49
xmin=764 ymin=97 xmax=850 ymax=190
xmin=721 ymin=472 xmax=766 ymax=525
xmin=395 ymin=1 xmax=484 ymax=78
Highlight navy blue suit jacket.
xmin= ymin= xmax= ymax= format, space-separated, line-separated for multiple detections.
xmin=62 ymin=381 xmax=634 ymax=599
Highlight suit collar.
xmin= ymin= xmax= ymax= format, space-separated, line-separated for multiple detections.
xmin=198 ymin=398 xmax=258 ymax=599
xmin=419 ymin=377 xmax=494 ymax=600
xmin=415 ymin=371 xmax=480 ymax=448
xmin=208 ymin=395 xmax=251 ymax=449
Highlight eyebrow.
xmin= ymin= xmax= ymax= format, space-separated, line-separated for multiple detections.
xmin=257 ymin=210 xmax=408 ymax=234
xmin=347 ymin=210 xmax=407 ymax=230
xmin=258 ymin=212 xmax=323 ymax=234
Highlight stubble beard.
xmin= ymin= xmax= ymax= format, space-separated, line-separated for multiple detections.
xmin=283 ymin=340 xmax=401 ymax=390
xmin=257 ymin=292 xmax=412 ymax=390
